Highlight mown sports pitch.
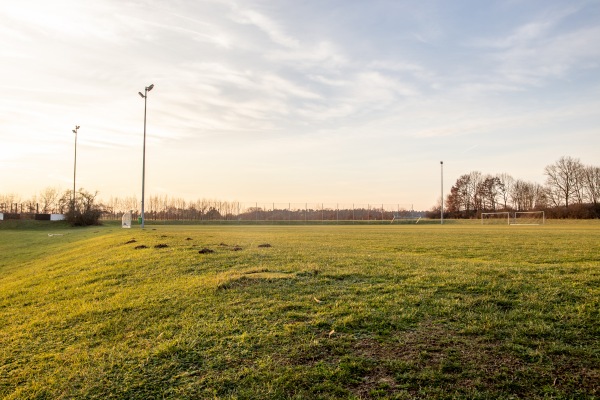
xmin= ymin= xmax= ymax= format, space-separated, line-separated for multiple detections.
xmin=1 ymin=221 xmax=598 ymax=399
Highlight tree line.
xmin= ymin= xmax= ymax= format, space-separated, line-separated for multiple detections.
xmin=440 ymin=156 xmax=600 ymax=218
xmin=2 ymin=155 xmax=598 ymax=222
xmin=0 ymin=189 xmax=105 ymax=226
xmin=0 ymin=192 xmax=419 ymax=222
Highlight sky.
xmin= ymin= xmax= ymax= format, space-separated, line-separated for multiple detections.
xmin=1 ymin=0 xmax=599 ymax=210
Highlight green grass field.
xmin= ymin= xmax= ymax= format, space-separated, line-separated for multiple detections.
xmin=1 ymin=221 xmax=598 ymax=399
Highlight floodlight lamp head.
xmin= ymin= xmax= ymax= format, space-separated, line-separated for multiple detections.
xmin=138 ymin=92 xmax=145 ymax=98
xmin=72 ymin=130 xmax=77 ymax=134
xmin=76 ymin=125 xmax=80 ymax=130
xmin=147 ymin=84 xmax=154 ymax=91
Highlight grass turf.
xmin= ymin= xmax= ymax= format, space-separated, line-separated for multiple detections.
xmin=0 ymin=221 xmax=598 ymax=399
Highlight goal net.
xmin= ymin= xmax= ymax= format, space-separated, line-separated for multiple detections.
xmin=122 ymin=212 xmax=132 ymax=228
xmin=511 ymin=211 xmax=545 ymax=225
xmin=481 ymin=212 xmax=510 ymax=225
xmin=391 ymin=211 xmax=422 ymax=224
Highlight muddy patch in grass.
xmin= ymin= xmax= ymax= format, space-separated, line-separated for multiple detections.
xmin=218 ymin=243 xmax=243 ymax=251
xmin=134 ymin=245 xmax=148 ymax=249
xmin=346 ymin=321 xmax=595 ymax=398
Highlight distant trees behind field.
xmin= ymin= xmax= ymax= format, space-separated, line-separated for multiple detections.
xmin=0 ymin=191 xmax=418 ymax=222
xmin=439 ymin=156 xmax=600 ymax=219
xmin=2 ymin=156 xmax=599 ymax=220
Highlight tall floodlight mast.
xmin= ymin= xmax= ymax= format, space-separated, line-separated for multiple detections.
xmin=440 ymin=161 xmax=444 ymax=225
xmin=138 ymin=84 xmax=154 ymax=228
xmin=72 ymin=125 xmax=80 ymax=211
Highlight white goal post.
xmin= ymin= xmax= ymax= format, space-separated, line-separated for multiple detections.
xmin=122 ymin=211 xmax=132 ymax=228
xmin=481 ymin=211 xmax=545 ymax=225
xmin=391 ymin=212 xmax=422 ymax=224
xmin=481 ymin=212 xmax=510 ymax=225
xmin=511 ymin=211 xmax=545 ymax=225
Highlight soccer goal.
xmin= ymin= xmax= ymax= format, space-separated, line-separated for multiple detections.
xmin=511 ymin=211 xmax=545 ymax=225
xmin=391 ymin=211 xmax=422 ymax=224
xmin=481 ymin=212 xmax=511 ymax=225
xmin=122 ymin=212 xmax=132 ymax=228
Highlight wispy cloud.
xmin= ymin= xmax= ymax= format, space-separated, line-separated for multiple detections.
xmin=227 ymin=2 xmax=300 ymax=49
xmin=467 ymin=4 xmax=599 ymax=87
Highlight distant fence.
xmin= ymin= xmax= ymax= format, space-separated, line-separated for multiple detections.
xmin=1 ymin=202 xmax=426 ymax=224
xmin=102 ymin=203 xmax=426 ymax=224
xmin=0 ymin=203 xmax=63 ymax=214
xmin=0 ymin=213 xmax=65 ymax=221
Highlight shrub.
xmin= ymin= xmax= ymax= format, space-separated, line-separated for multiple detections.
xmin=61 ymin=189 xmax=105 ymax=226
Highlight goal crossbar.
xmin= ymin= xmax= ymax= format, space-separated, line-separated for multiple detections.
xmin=481 ymin=211 xmax=545 ymax=225
xmin=391 ymin=214 xmax=422 ymax=224
xmin=511 ymin=211 xmax=545 ymax=225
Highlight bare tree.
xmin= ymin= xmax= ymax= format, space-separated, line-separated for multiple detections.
xmin=477 ymin=175 xmax=502 ymax=211
xmin=572 ymin=163 xmax=587 ymax=205
xmin=511 ymin=180 xmax=545 ymax=211
xmin=123 ymin=196 xmax=139 ymax=214
xmin=533 ymin=183 xmax=548 ymax=209
xmin=456 ymin=174 xmax=473 ymax=213
xmin=468 ymin=171 xmax=484 ymax=211
xmin=148 ymin=195 xmax=161 ymax=220
xmin=496 ymin=173 xmax=514 ymax=209
xmin=445 ymin=172 xmax=482 ymax=216
xmin=39 ymin=187 xmax=60 ymax=213
xmin=544 ymin=156 xmax=584 ymax=208
xmin=583 ymin=166 xmax=600 ymax=205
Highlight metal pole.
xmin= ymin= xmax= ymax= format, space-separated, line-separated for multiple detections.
xmin=141 ymin=91 xmax=147 ymax=228
xmin=440 ymin=161 xmax=444 ymax=225
xmin=72 ymin=125 xmax=79 ymax=211
xmin=139 ymin=84 xmax=153 ymax=229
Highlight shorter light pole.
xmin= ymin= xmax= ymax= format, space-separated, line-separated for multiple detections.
xmin=72 ymin=125 xmax=80 ymax=211
xmin=138 ymin=84 xmax=154 ymax=228
xmin=440 ymin=161 xmax=444 ymax=225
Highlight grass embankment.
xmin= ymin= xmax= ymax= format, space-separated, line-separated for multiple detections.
xmin=0 ymin=222 xmax=598 ymax=399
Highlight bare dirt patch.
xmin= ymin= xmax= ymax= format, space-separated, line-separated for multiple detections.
xmin=347 ymin=321 xmax=596 ymax=398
